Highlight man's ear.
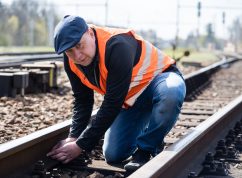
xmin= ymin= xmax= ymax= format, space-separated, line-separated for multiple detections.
xmin=88 ymin=28 xmax=95 ymax=37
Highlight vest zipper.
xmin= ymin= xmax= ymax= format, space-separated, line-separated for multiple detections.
xmin=94 ymin=66 xmax=100 ymax=89
xmin=76 ymin=64 xmax=87 ymax=80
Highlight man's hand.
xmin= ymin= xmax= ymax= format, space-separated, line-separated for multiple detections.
xmin=49 ymin=137 xmax=77 ymax=151
xmin=47 ymin=138 xmax=82 ymax=164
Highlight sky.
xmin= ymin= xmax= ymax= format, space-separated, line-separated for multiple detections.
xmin=2 ymin=0 xmax=242 ymax=40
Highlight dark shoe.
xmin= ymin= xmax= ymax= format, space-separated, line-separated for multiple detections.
xmin=124 ymin=149 xmax=151 ymax=172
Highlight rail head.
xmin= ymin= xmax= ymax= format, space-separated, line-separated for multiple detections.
xmin=129 ymin=94 xmax=242 ymax=178
xmin=0 ymin=110 xmax=98 ymax=177
xmin=0 ymin=54 xmax=63 ymax=68
xmin=183 ymin=57 xmax=237 ymax=80
xmin=0 ymin=120 xmax=71 ymax=160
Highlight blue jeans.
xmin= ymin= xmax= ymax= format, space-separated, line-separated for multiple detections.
xmin=102 ymin=72 xmax=186 ymax=163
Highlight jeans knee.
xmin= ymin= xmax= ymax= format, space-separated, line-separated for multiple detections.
xmin=103 ymin=143 xmax=135 ymax=163
xmin=104 ymin=152 xmax=119 ymax=163
xmin=167 ymin=85 xmax=185 ymax=107
xmin=103 ymin=147 xmax=125 ymax=163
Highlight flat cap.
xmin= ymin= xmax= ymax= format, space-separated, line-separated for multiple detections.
xmin=54 ymin=15 xmax=88 ymax=54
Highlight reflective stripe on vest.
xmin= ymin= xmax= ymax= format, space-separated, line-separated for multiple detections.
xmin=124 ymin=41 xmax=175 ymax=107
xmin=68 ymin=25 xmax=175 ymax=108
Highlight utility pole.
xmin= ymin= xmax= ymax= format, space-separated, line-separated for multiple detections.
xmin=222 ymin=11 xmax=226 ymax=51
xmin=175 ymin=0 xmax=180 ymax=46
xmin=196 ymin=1 xmax=201 ymax=51
xmin=174 ymin=0 xmax=180 ymax=59
xmin=105 ymin=0 xmax=109 ymax=26
xmin=48 ymin=7 xmax=54 ymax=46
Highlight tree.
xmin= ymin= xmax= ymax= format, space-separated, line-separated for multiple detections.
xmin=0 ymin=4 xmax=13 ymax=45
xmin=202 ymin=23 xmax=216 ymax=49
xmin=10 ymin=0 xmax=41 ymax=45
xmin=185 ymin=32 xmax=197 ymax=49
xmin=206 ymin=23 xmax=215 ymax=43
xmin=228 ymin=17 xmax=242 ymax=52
xmin=0 ymin=0 xmax=59 ymax=46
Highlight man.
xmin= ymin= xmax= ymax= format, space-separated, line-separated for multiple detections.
xmin=47 ymin=15 xmax=186 ymax=171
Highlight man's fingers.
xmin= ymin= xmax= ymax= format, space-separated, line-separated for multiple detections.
xmin=47 ymin=149 xmax=59 ymax=156
xmin=47 ymin=144 xmax=62 ymax=156
xmin=47 ymin=148 xmax=65 ymax=157
xmin=46 ymin=150 xmax=55 ymax=157
xmin=47 ymin=141 xmax=81 ymax=163
xmin=62 ymin=157 xmax=72 ymax=164
xmin=52 ymin=143 xmax=61 ymax=150
xmin=57 ymin=155 xmax=67 ymax=161
xmin=53 ymin=152 xmax=67 ymax=159
xmin=52 ymin=140 xmax=65 ymax=150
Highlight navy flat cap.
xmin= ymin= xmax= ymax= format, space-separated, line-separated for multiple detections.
xmin=54 ymin=15 xmax=88 ymax=54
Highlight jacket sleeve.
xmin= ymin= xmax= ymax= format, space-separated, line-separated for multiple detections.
xmin=75 ymin=34 xmax=138 ymax=151
xmin=63 ymin=54 xmax=94 ymax=138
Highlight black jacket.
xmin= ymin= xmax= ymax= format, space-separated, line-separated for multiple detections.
xmin=64 ymin=31 xmax=179 ymax=151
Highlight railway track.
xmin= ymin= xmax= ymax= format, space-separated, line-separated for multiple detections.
xmin=1 ymin=57 xmax=242 ymax=178
xmin=0 ymin=52 xmax=56 ymax=56
xmin=0 ymin=53 xmax=64 ymax=97
xmin=131 ymin=96 xmax=242 ymax=178
xmin=0 ymin=52 xmax=62 ymax=68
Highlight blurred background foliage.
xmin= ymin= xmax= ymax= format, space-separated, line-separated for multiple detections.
xmin=0 ymin=0 xmax=241 ymax=57
xmin=0 ymin=0 xmax=58 ymax=46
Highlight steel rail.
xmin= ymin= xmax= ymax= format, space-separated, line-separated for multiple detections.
xmin=184 ymin=57 xmax=238 ymax=100
xmin=0 ymin=109 xmax=98 ymax=178
xmin=0 ymin=52 xmax=56 ymax=56
xmin=129 ymin=90 xmax=242 ymax=178
xmin=0 ymin=120 xmax=70 ymax=177
xmin=0 ymin=54 xmax=63 ymax=68
xmin=0 ymin=58 xmax=240 ymax=177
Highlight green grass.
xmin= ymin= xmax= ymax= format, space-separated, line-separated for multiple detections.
xmin=0 ymin=46 xmax=55 ymax=53
xmin=0 ymin=46 xmax=220 ymax=66
xmin=164 ymin=48 xmax=220 ymax=65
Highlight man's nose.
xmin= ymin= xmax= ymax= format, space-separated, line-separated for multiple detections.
xmin=73 ymin=49 xmax=82 ymax=59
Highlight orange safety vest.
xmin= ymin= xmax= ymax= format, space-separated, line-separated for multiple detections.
xmin=69 ymin=25 xmax=175 ymax=108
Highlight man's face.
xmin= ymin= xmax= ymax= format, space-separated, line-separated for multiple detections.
xmin=65 ymin=28 xmax=96 ymax=66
